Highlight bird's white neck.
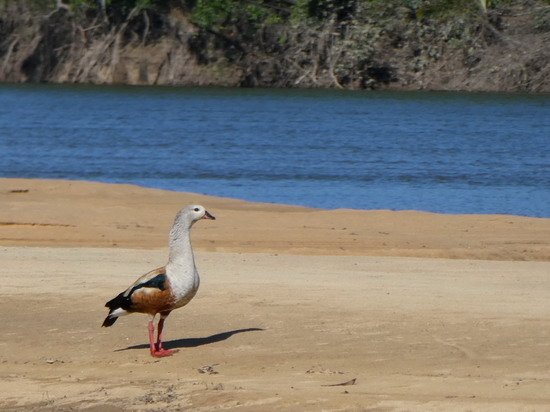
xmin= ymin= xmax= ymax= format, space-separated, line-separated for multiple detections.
xmin=167 ymin=226 xmax=196 ymax=270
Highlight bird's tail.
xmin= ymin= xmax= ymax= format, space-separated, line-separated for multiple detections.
xmin=102 ymin=312 xmax=119 ymax=327
xmin=102 ymin=293 xmax=128 ymax=327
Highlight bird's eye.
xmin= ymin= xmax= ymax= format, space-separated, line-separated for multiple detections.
xmin=194 ymin=208 xmax=200 ymax=212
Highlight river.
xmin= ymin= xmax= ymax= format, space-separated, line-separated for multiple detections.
xmin=1 ymin=84 xmax=548 ymax=217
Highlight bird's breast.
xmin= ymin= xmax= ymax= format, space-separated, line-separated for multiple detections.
xmin=167 ymin=269 xmax=200 ymax=307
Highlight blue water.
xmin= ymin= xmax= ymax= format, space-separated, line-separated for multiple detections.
xmin=0 ymin=84 xmax=549 ymax=217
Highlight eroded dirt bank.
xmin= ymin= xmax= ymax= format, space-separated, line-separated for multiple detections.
xmin=1 ymin=1 xmax=548 ymax=92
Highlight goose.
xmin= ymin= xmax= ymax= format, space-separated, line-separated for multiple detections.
xmin=102 ymin=205 xmax=215 ymax=357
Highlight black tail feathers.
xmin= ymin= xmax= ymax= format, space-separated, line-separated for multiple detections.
xmin=105 ymin=292 xmax=128 ymax=310
xmin=102 ymin=313 xmax=118 ymax=327
xmin=102 ymin=292 xmax=128 ymax=327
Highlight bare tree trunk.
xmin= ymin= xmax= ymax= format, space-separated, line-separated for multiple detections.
xmin=0 ymin=37 xmax=19 ymax=80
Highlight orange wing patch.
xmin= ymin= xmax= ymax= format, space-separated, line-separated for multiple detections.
xmin=123 ymin=268 xmax=176 ymax=315
xmin=130 ymin=285 xmax=175 ymax=315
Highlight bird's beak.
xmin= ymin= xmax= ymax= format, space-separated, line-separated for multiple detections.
xmin=202 ymin=210 xmax=216 ymax=220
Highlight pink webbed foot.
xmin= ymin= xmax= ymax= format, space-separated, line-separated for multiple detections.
xmin=150 ymin=348 xmax=179 ymax=358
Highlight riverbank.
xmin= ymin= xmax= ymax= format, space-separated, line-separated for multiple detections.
xmin=0 ymin=0 xmax=549 ymax=92
xmin=1 ymin=178 xmax=550 ymax=410
xmin=1 ymin=178 xmax=549 ymax=260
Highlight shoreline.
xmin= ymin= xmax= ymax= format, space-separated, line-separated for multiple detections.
xmin=3 ymin=81 xmax=550 ymax=95
xmin=2 ymin=176 xmax=550 ymax=410
xmin=2 ymin=172 xmax=548 ymax=219
xmin=1 ymin=177 xmax=549 ymax=261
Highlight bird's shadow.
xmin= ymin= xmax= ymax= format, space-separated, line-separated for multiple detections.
xmin=116 ymin=327 xmax=264 ymax=352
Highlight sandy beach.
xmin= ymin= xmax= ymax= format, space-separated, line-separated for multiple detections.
xmin=1 ymin=178 xmax=549 ymax=410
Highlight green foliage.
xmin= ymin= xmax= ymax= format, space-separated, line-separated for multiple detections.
xmin=190 ymin=0 xmax=285 ymax=30
xmin=56 ymin=0 xmax=158 ymax=12
xmin=289 ymin=0 xmax=356 ymax=21
xmin=20 ymin=0 xmax=517 ymax=20
xmin=106 ymin=0 xmax=156 ymax=12
xmin=191 ymin=0 xmax=236 ymax=28
xmin=244 ymin=3 xmax=269 ymax=21
xmin=18 ymin=0 xmax=544 ymax=26
xmin=136 ymin=0 xmax=152 ymax=9
xmin=352 ymin=0 xmax=509 ymax=21
xmin=67 ymin=0 xmax=96 ymax=9
xmin=8 ymin=0 xmax=59 ymax=12
xmin=290 ymin=0 xmax=310 ymax=21
xmin=406 ymin=0 xmax=517 ymax=17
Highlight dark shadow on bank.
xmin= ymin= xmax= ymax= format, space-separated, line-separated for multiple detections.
xmin=116 ymin=327 xmax=264 ymax=351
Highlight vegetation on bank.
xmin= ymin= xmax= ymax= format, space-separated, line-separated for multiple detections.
xmin=19 ymin=0 xmax=525 ymax=21
xmin=1 ymin=0 xmax=548 ymax=91
xmin=16 ymin=0 xmax=550 ymax=48
xmin=11 ymin=0 xmax=550 ymax=36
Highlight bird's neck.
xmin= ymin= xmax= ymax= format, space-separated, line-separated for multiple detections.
xmin=167 ymin=227 xmax=195 ymax=269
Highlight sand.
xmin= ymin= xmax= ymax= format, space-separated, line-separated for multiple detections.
xmin=1 ymin=178 xmax=549 ymax=410
xmin=1 ymin=178 xmax=549 ymax=261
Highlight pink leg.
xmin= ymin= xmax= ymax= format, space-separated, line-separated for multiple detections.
xmin=148 ymin=317 xmax=178 ymax=358
xmin=156 ymin=318 xmax=166 ymax=351
xmin=147 ymin=320 xmax=157 ymax=357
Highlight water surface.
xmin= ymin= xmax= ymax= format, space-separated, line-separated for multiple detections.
xmin=0 ymin=84 xmax=548 ymax=217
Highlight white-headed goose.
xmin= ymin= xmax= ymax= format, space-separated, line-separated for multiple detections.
xmin=102 ymin=205 xmax=215 ymax=357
